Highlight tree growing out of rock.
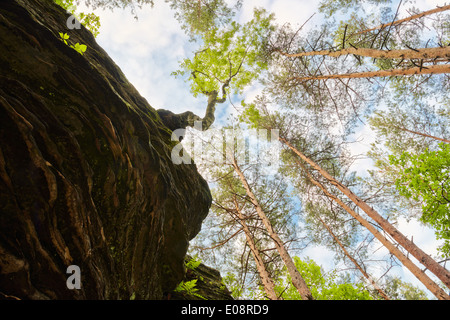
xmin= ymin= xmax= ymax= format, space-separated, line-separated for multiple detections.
xmin=160 ymin=8 xmax=275 ymax=131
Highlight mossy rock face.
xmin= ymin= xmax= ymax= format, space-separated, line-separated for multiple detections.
xmin=0 ymin=0 xmax=211 ymax=299
xmin=169 ymin=256 xmax=234 ymax=300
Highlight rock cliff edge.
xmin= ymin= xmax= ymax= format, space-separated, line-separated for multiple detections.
xmin=0 ymin=0 xmax=223 ymax=300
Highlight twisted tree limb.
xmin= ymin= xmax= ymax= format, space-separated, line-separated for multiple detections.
xmin=157 ymin=81 xmax=229 ymax=132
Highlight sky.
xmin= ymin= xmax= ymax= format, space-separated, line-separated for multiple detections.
xmin=78 ymin=0 xmax=448 ymax=298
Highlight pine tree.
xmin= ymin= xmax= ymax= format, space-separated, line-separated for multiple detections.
xmin=189 ymin=124 xmax=304 ymax=299
xmin=240 ymin=99 xmax=450 ymax=300
xmin=229 ymin=153 xmax=314 ymax=300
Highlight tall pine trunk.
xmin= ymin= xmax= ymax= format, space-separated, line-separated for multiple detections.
xmin=356 ymin=4 xmax=450 ymax=34
xmin=288 ymin=64 xmax=450 ymax=82
xmin=230 ymin=156 xmax=314 ymax=300
xmin=316 ymin=215 xmax=390 ymax=300
xmin=233 ymin=199 xmax=279 ymax=300
xmin=280 ymin=137 xmax=450 ymax=292
xmin=293 ymin=155 xmax=450 ymax=300
xmin=276 ymin=46 xmax=450 ymax=60
xmin=392 ymin=125 xmax=450 ymax=144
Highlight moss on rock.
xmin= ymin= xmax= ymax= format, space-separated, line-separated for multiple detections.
xmin=169 ymin=255 xmax=234 ymax=300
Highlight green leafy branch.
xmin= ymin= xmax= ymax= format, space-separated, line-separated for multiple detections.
xmin=185 ymin=255 xmax=202 ymax=271
xmin=53 ymin=0 xmax=101 ymax=37
xmin=172 ymin=256 xmax=207 ymax=299
xmin=389 ymin=142 xmax=450 ymax=257
xmin=172 ymin=8 xmax=275 ymax=98
xmin=174 ymin=279 xmax=206 ymax=300
xmin=59 ymin=32 xmax=87 ymax=55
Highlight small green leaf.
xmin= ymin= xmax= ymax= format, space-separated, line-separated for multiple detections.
xmin=78 ymin=44 xmax=87 ymax=53
xmin=59 ymin=32 xmax=70 ymax=45
xmin=70 ymin=43 xmax=88 ymax=55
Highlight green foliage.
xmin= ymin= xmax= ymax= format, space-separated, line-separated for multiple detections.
xmin=222 ymin=272 xmax=244 ymax=298
xmin=59 ymin=32 xmax=70 ymax=45
xmin=389 ymin=143 xmax=450 ymax=257
xmin=366 ymin=102 xmax=450 ymax=226
xmin=167 ymin=0 xmax=242 ymax=41
xmin=53 ymin=0 xmax=73 ymax=9
xmin=383 ymin=276 xmax=429 ymax=300
xmin=238 ymin=101 xmax=262 ymax=129
xmin=172 ymin=8 xmax=275 ymax=97
xmin=77 ymin=12 xmax=101 ymax=37
xmin=79 ymin=0 xmax=154 ymax=12
xmin=174 ymin=279 xmax=207 ymax=300
xmin=53 ymin=0 xmax=101 ymax=37
xmin=59 ymin=32 xmax=87 ymax=55
xmin=318 ymin=0 xmax=391 ymax=17
xmin=369 ymin=104 xmax=450 ymax=155
xmin=185 ymin=255 xmax=202 ymax=271
xmin=275 ymin=257 xmax=373 ymax=300
xmin=71 ymin=42 xmax=88 ymax=55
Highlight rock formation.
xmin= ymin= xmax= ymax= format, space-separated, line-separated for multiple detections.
xmin=0 ymin=0 xmax=227 ymax=300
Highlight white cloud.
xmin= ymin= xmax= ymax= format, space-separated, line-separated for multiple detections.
xmin=89 ymin=0 xmax=324 ymax=120
xmin=96 ymin=4 xmax=182 ymax=51
xmin=302 ymin=244 xmax=336 ymax=271
xmin=395 ymin=0 xmax=447 ymax=18
xmin=427 ymin=0 xmax=448 ymax=6
xmin=269 ymin=0 xmax=320 ymax=27
xmin=238 ymin=0 xmax=273 ymax=23
xmin=239 ymin=0 xmax=320 ymax=26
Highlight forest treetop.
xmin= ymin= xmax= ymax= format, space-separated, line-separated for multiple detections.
xmin=54 ymin=0 xmax=450 ymax=300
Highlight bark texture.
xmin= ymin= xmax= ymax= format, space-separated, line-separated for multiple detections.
xmin=0 ymin=0 xmax=214 ymax=300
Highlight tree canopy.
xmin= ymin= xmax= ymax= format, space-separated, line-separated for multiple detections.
xmin=54 ymin=0 xmax=450 ymax=300
xmin=390 ymin=143 xmax=450 ymax=257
